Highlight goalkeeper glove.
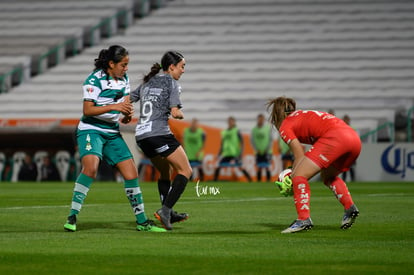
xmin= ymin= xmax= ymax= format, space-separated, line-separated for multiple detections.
xmin=275 ymin=169 xmax=293 ymax=197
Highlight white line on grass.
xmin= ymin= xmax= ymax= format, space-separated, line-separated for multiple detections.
xmin=0 ymin=197 xmax=284 ymax=211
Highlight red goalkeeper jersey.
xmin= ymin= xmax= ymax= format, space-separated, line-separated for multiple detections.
xmin=279 ymin=110 xmax=348 ymax=145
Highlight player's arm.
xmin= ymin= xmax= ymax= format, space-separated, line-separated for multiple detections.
xmin=83 ymin=99 xmax=133 ymax=117
xmin=121 ymin=95 xmax=134 ymax=124
xmin=237 ymin=130 xmax=244 ymax=158
xmin=196 ymin=132 xmax=206 ymax=158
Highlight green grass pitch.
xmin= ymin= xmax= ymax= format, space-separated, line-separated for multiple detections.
xmin=0 ymin=180 xmax=413 ymax=274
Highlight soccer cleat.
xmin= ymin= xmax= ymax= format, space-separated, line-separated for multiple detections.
xmin=170 ymin=211 xmax=189 ymax=224
xmin=64 ymin=215 xmax=77 ymax=232
xmin=341 ymin=204 xmax=359 ymax=229
xmin=136 ymin=220 xmax=167 ymax=232
xmin=281 ymin=218 xmax=314 ymax=234
xmin=154 ymin=208 xmax=173 ymax=230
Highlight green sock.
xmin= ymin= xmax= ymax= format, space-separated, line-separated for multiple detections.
xmin=69 ymin=173 xmax=93 ymax=216
xmin=124 ymin=178 xmax=147 ymax=224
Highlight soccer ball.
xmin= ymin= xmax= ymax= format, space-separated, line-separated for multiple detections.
xmin=278 ymin=168 xmax=292 ymax=182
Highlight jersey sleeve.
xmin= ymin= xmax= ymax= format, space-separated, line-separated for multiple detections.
xmin=82 ymin=75 xmax=101 ymax=102
xmin=130 ymin=84 xmax=141 ymax=103
xmin=169 ymin=79 xmax=182 ymax=109
xmin=279 ymin=121 xmax=297 ymax=145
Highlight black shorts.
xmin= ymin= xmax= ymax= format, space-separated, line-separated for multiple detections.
xmin=136 ymin=134 xmax=181 ymax=158
xmin=256 ymin=153 xmax=271 ymax=164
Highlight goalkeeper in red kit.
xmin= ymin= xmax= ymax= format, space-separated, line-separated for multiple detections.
xmin=267 ymin=96 xmax=361 ymax=233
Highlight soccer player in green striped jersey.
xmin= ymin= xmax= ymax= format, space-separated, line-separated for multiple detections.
xmin=63 ymin=45 xmax=165 ymax=233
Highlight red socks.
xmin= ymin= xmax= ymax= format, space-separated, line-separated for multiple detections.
xmin=326 ymin=177 xmax=354 ymax=210
xmin=292 ymin=176 xmax=354 ymax=220
xmin=292 ymin=176 xmax=311 ymax=220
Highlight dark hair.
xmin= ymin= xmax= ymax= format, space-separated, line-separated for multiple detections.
xmin=143 ymin=51 xmax=184 ymax=83
xmin=94 ymin=45 xmax=128 ymax=72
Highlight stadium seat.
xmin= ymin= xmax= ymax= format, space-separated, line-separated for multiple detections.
xmin=0 ymin=152 xmax=6 ymax=181
xmin=55 ymin=150 xmax=71 ymax=182
xmin=10 ymin=151 xmax=26 ymax=182
xmin=1 ymin=0 xmax=413 ymax=138
xmin=33 ymin=151 xmax=49 ymax=182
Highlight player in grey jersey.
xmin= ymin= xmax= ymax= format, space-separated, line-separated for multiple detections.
xmin=131 ymin=51 xmax=192 ymax=230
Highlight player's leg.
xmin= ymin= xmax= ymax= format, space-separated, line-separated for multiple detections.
xmin=155 ymin=146 xmax=192 ymax=230
xmin=108 ymin=135 xmax=165 ymax=232
xmin=322 ymin=162 xmax=359 ymax=229
xmin=198 ymin=166 xmax=205 ymax=181
xmin=151 ymin=155 xmax=189 ymax=225
xmin=241 ymin=168 xmax=252 ymax=182
xmin=64 ymin=154 xmax=99 ymax=232
xmin=321 ymin=129 xmax=361 ymax=229
xmin=64 ymin=132 xmax=104 ymax=232
xmin=150 ymin=155 xmax=171 ymax=205
xmin=281 ymin=156 xmax=320 ymax=233
xmin=322 ymin=166 xmax=355 ymax=210
xmin=213 ymin=166 xmax=221 ymax=181
xmin=116 ymin=159 xmax=166 ymax=232
xmin=256 ymin=154 xmax=262 ymax=182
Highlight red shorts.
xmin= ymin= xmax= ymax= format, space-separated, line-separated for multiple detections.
xmin=305 ymin=127 xmax=361 ymax=172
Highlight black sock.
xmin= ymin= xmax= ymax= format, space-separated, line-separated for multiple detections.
xmin=164 ymin=174 xmax=188 ymax=209
xmin=158 ymin=179 xmax=171 ymax=204
xmin=257 ymin=170 xmax=262 ymax=182
xmin=214 ymin=168 xmax=221 ymax=181
xmin=266 ymin=169 xmax=271 ymax=182
xmin=198 ymin=168 xmax=204 ymax=181
xmin=242 ymin=169 xmax=252 ymax=182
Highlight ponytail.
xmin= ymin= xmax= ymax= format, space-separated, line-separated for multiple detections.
xmin=266 ymin=96 xmax=296 ymax=129
xmin=94 ymin=49 xmax=109 ymax=71
xmin=143 ymin=63 xmax=162 ymax=83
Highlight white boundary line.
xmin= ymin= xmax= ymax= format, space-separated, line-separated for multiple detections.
xmin=0 ymin=197 xmax=283 ymax=211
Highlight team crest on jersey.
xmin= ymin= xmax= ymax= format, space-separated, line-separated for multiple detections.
xmin=86 ymin=86 xmax=94 ymax=93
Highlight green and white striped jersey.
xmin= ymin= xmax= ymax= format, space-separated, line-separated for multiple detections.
xmin=78 ymin=69 xmax=130 ymax=134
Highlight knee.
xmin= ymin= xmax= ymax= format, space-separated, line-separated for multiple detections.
xmin=322 ymin=175 xmax=337 ymax=187
xmin=80 ymin=167 xmax=98 ymax=179
xmin=183 ymin=166 xmax=193 ymax=179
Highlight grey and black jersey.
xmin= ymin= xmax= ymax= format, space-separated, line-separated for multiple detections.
xmin=131 ymin=73 xmax=182 ymax=140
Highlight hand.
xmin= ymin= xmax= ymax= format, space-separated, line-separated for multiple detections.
xmin=171 ymin=107 xmax=184 ymax=119
xmin=121 ymin=115 xmax=132 ymax=124
xmin=115 ymin=101 xmax=134 ymax=116
xmin=275 ymin=175 xmax=293 ymax=197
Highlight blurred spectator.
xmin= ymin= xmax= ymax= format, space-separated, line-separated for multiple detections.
xmin=214 ymin=116 xmax=252 ymax=182
xmin=183 ymin=118 xmax=206 ymax=181
xmin=279 ymin=137 xmax=294 ymax=170
xmin=250 ymin=114 xmax=272 ymax=182
xmin=18 ymin=154 xmax=38 ymax=181
xmin=40 ymin=155 xmax=60 ymax=181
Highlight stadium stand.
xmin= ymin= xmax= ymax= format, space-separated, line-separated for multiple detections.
xmin=0 ymin=0 xmax=413 ymax=140
xmin=0 ymin=0 xmax=138 ymax=93
xmin=0 ymin=152 xmax=6 ymax=182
